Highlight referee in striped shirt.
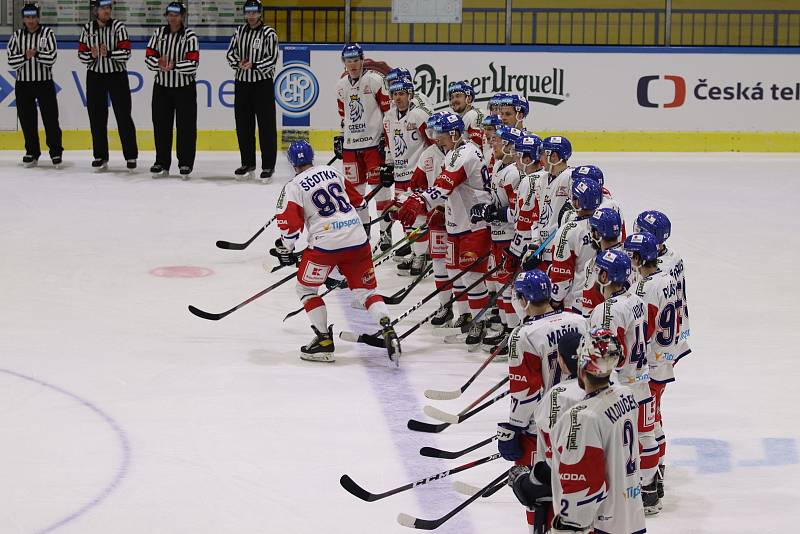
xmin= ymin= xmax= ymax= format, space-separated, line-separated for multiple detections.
xmin=78 ymin=0 xmax=138 ymax=171
xmin=226 ymin=0 xmax=278 ymax=183
xmin=145 ymin=1 xmax=199 ymax=178
xmin=6 ymin=3 xmax=63 ymax=168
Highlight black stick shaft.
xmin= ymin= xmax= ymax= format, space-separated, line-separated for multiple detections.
xmin=419 ymin=435 xmax=496 ymax=459
xmin=215 ymin=216 xmax=276 ymax=250
xmin=188 ymin=270 xmax=296 ymax=321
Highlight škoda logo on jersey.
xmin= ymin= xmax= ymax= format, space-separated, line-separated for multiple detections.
xmin=411 ymin=63 xmax=567 ymax=111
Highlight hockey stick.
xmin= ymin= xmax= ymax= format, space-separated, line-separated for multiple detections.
xmin=424 ymin=341 xmax=506 ymax=401
xmin=383 ymin=265 xmax=433 ymax=305
xmin=188 ymin=270 xmax=296 ymax=321
xmin=419 ymin=435 xmax=496 ymax=460
xmin=423 ymin=379 xmax=510 ymax=425
xmin=339 ymin=257 xmax=498 ymax=347
xmin=216 ymin=216 xmax=276 ymax=250
xmin=397 ymin=470 xmax=509 ymax=530
xmin=453 ymin=476 xmax=508 ymax=498
xmin=281 ymin=227 xmax=428 ymax=322
xmin=407 ymin=374 xmax=508 ymax=434
xmin=339 ymin=452 xmax=500 ymax=502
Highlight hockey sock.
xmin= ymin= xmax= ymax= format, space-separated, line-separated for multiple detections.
xmin=433 ymin=260 xmax=452 ymax=306
xmin=462 ymin=270 xmax=489 ymax=311
xmin=303 ymin=296 xmax=328 ymax=332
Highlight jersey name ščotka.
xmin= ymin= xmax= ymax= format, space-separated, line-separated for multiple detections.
xmin=533 ymin=378 xmax=585 ymax=468
xmin=418 ymin=141 xmax=491 ymax=235
xmin=506 ymin=310 xmax=588 ymax=433
xmin=336 ymin=70 xmax=390 ymax=150
xmin=548 ymin=215 xmax=596 ymax=312
xmin=276 ymin=165 xmax=367 ymax=253
xmin=589 ymin=291 xmax=651 ymax=405
xmin=488 ymin=160 xmax=521 ymax=242
xmin=384 ymin=103 xmax=430 ymax=183
xmin=634 ymin=270 xmax=680 ymax=384
xmin=551 ymin=385 xmax=646 ymax=534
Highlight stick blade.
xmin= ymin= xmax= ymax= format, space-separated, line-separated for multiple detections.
xmin=188 ymin=305 xmax=224 ymax=321
xmin=453 ymin=480 xmax=482 ymax=497
xmin=397 ymin=513 xmax=431 ymax=529
xmin=407 ymin=418 xmax=449 ymax=433
xmin=443 ymin=333 xmax=468 ymax=344
xmin=418 ymin=446 xmax=458 ymax=459
xmin=215 ymin=240 xmax=245 ymax=250
xmin=339 ymin=474 xmax=376 ymax=502
xmin=339 ymin=331 xmax=361 ymax=343
xmin=423 ymin=405 xmax=460 ymax=425
xmin=423 ymin=388 xmax=462 ymax=401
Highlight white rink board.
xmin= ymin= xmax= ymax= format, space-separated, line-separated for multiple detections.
xmin=1 ymin=47 xmax=797 ymax=132
xmin=0 ymin=151 xmax=799 ymax=533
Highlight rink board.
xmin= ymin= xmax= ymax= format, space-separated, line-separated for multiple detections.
xmin=0 ymin=44 xmax=797 ymax=151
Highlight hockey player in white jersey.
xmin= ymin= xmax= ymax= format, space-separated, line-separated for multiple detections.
xmin=272 ymin=141 xmax=400 ymax=364
xmin=383 ymin=77 xmax=432 ymax=276
xmin=625 ymin=230 xmax=680 ymax=513
xmin=504 ymin=133 xmax=546 ymax=275
xmin=497 ymin=270 xmax=587 ymax=532
xmin=548 ymin=177 xmax=603 ymax=314
xmin=480 ymin=113 xmax=503 ymax=174
xmin=588 ymin=248 xmax=659 ymax=510
xmin=498 ymin=93 xmax=529 ymax=130
xmin=580 ymin=207 xmax=624 ymax=317
xmin=448 ymin=81 xmax=484 ymax=147
xmin=548 ymin=328 xmax=647 ymax=534
xmin=384 ymin=66 xmax=433 ymax=114
xmin=395 ymin=112 xmax=492 ymax=341
xmin=529 ymin=136 xmax=575 ymax=266
xmin=334 ymin=43 xmax=392 ymax=248
xmin=407 ymin=112 xmax=451 ymax=320
xmin=505 ymin=330 xmax=584 ymax=534
xmin=470 ymin=125 xmax=523 ymax=351
xmin=634 ymin=209 xmax=691 ymax=363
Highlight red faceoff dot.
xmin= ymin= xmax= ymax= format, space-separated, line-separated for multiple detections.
xmin=149 ymin=266 xmax=214 ymax=278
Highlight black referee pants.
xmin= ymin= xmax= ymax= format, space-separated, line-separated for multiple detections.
xmin=234 ymin=78 xmax=276 ymax=170
xmin=152 ymin=83 xmax=197 ymax=170
xmin=15 ymin=80 xmax=63 ymax=159
xmin=87 ymin=70 xmax=138 ymax=161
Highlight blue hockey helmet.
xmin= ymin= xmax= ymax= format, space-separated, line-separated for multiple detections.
xmin=496 ymin=126 xmax=523 ymax=156
xmin=624 ymin=232 xmax=659 ymax=264
xmin=634 ymin=210 xmax=671 ymax=245
xmin=499 ymin=94 xmax=529 ymax=118
xmin=388 ymin=78 xmax=414 ymax=95
xmin=542 ymin=136 xmax=572 ymax=162
xmin=571 ymin=176 xmax=603 ymax=211
xmin=432 ymin=112 xmax=465 ymax=135
xmin=515 ymin=133 xmax=543 ymax=161
xmin=488 ymin=92 xmax=510 ymax=111
xmin=572 ymin=165 xmax=604 ymax=188
xmin=589 ymin=208 xmax=622 ymax=241
xmin=385 ymin=67 xmax=411 ymax=84
xmin=513 ymin=269 xmax=552 ymax=303
xmin=447 ymin=81 xmax=475 ymax=99
xmin=594 ymin=248 xmax=631 ymax=285
xmin=287 ymin=140 xmax=314 ymax=168
xmin=341 ymin=43 xmax=364 ymax=61
xmin=482 ymin=114 xmax=503 ymax=129
xmin=426 ymin=111 xmax=448 ymax=129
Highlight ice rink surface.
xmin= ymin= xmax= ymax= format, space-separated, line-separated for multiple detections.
xmin=1 ymin=150 xmax=798 ymax=534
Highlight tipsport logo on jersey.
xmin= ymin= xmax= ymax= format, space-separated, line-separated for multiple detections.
xmin=275 ymin=46 xmax=319 ymax=127
xmin=412 ymin=62 xmax=568 ymax=111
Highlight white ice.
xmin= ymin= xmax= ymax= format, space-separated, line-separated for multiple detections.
xmin=1 ymin=150 xmax=798 ymax=534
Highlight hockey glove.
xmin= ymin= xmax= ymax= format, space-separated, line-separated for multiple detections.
xmin=503 ymin=247 xmax=523 ymax=273
xmin=396 ymin=194 xmax=427 ymax=227
xmin=550 ymin=516 xmax=592 ymax=534
xmin=333 ymin=135 xmax=344 ymax=160
xmin=269 ymin=238 xmax=300 ymax=267
xmin=379 ymin=164 xmax=395 ymax=188
xmin=508 ymin=465 xmax=552 ymax=509
xmin=521 ymin=249 xmax=542 ymax=271
xmin=496 ymin=422 xmax=525 ymax=461
xmin=324 ymin=277 xmax=348 ymax=291
xmin=470 ymin=203 xmax=499 ymax=224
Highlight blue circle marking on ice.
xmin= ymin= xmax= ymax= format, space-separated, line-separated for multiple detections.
xmin=0 ymin=368 xmax=132 ymax=533
xmin=274 ymin=64 xmax=319 ymax=116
